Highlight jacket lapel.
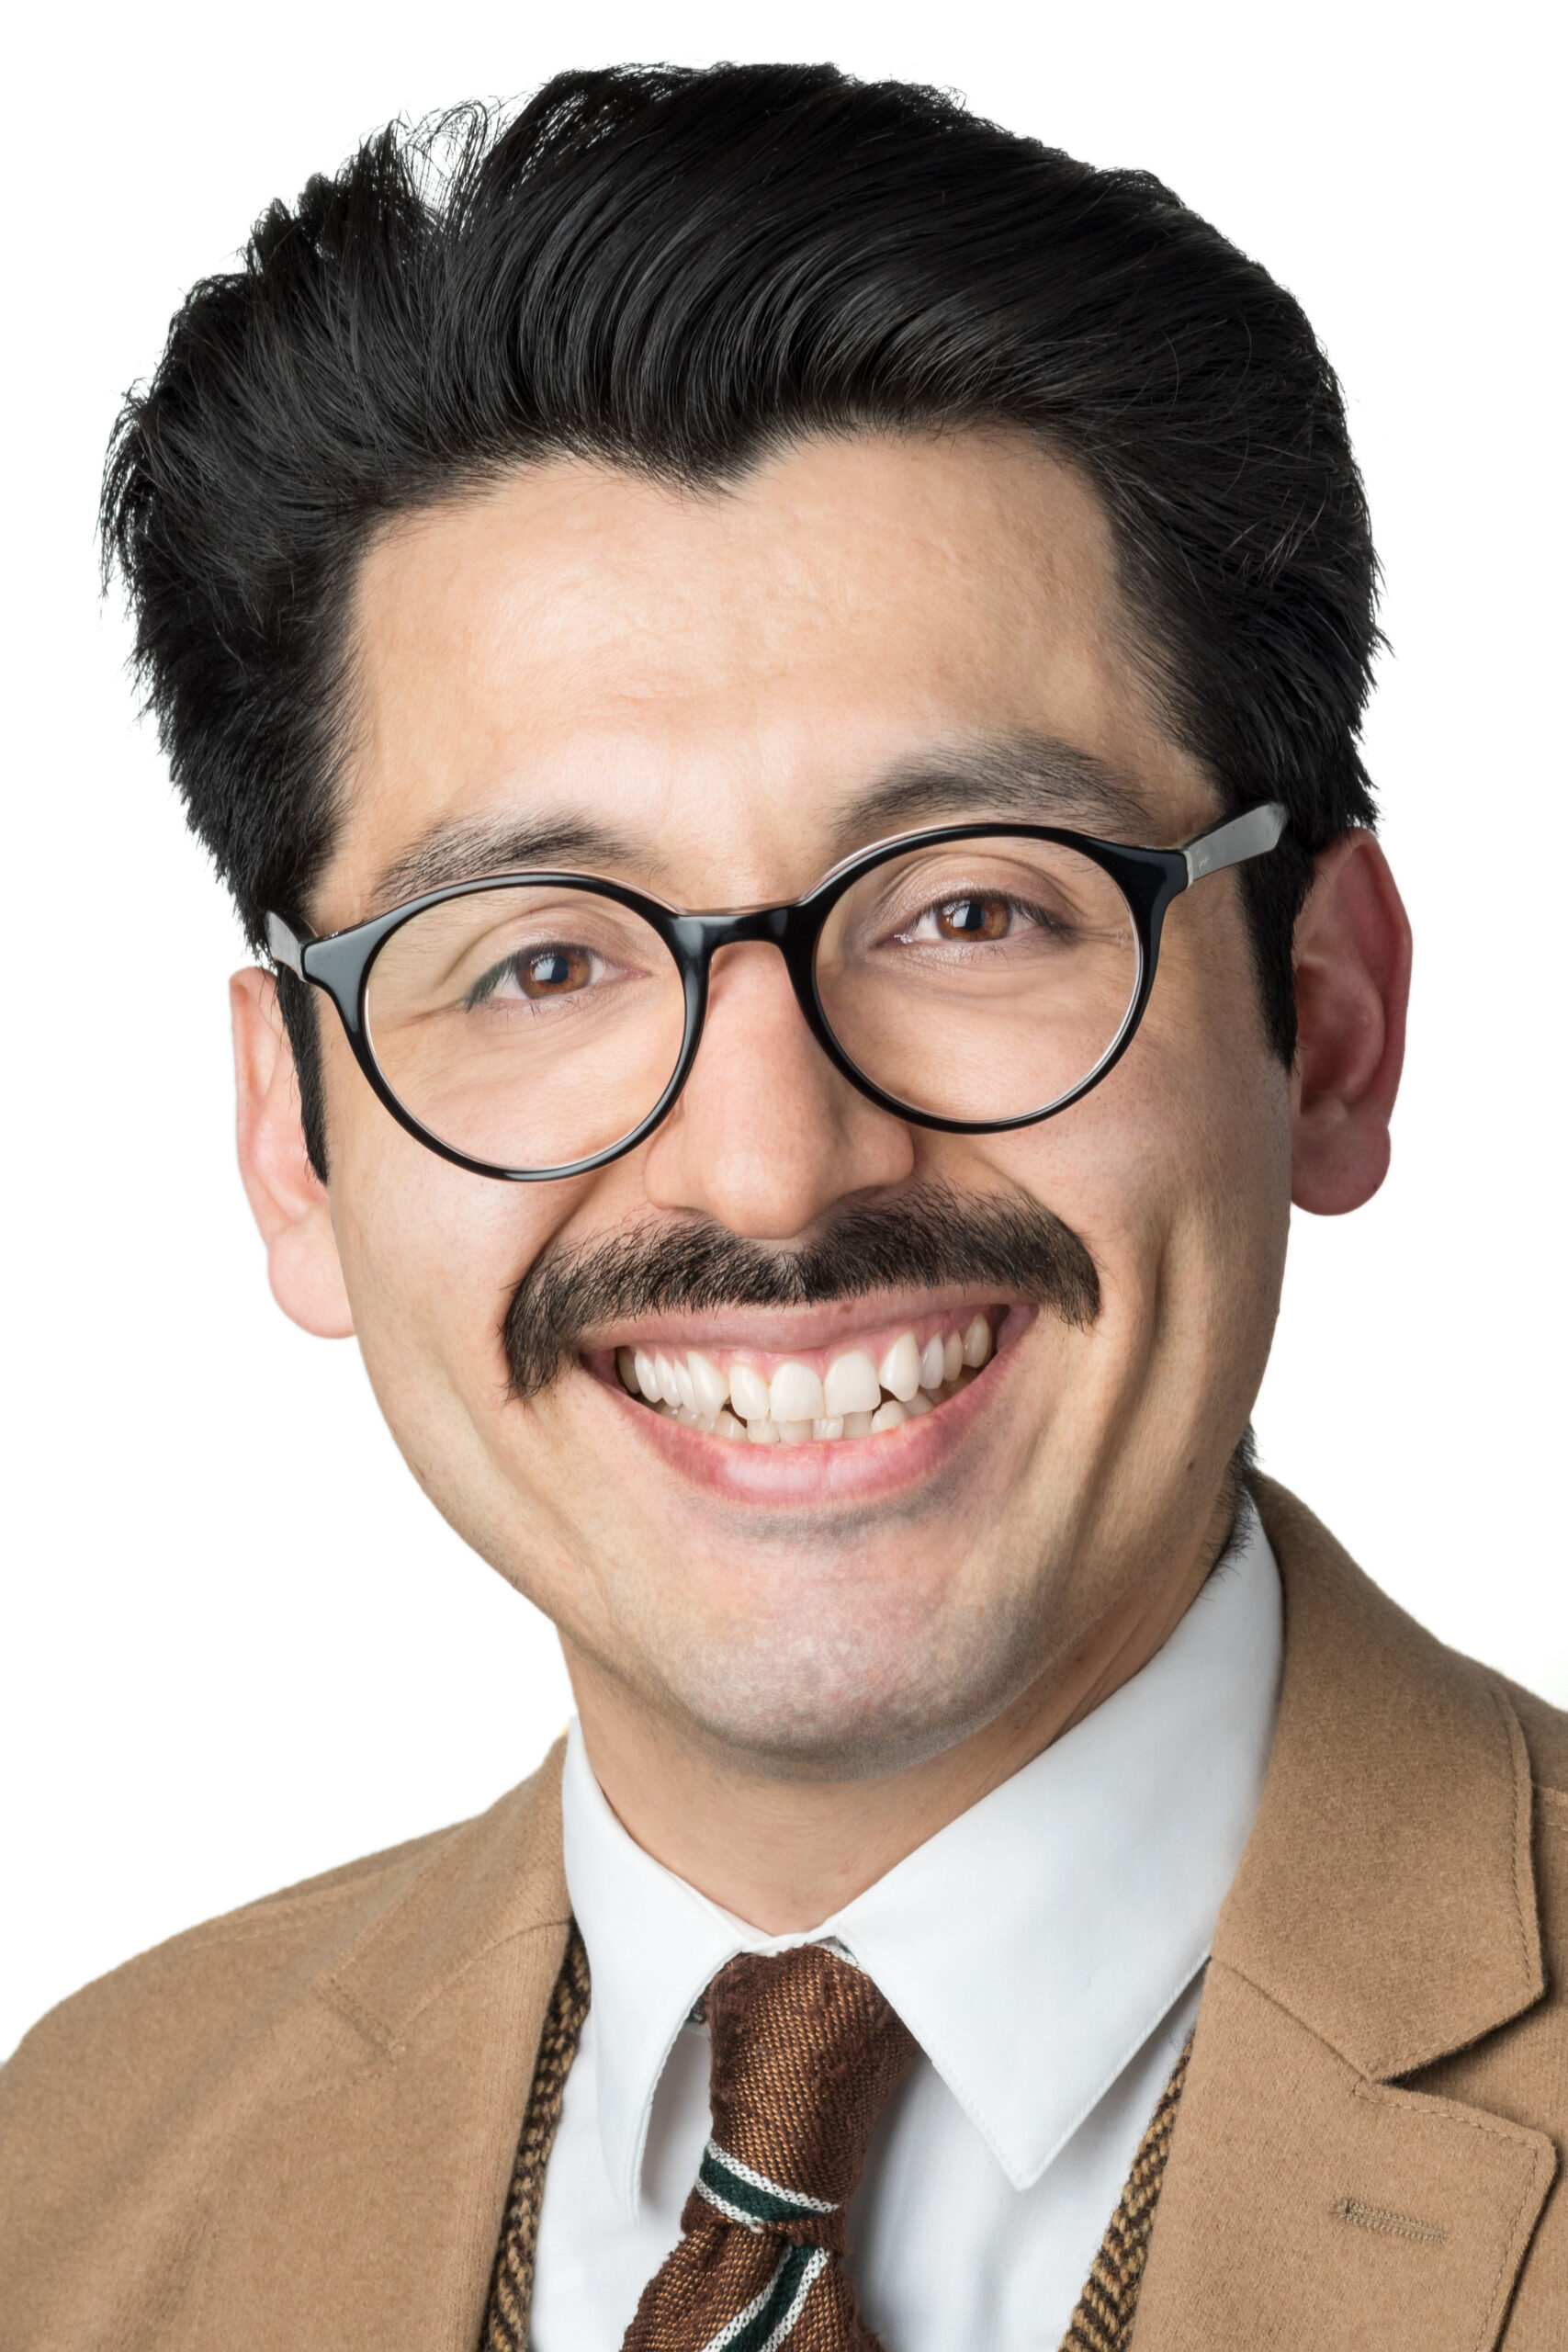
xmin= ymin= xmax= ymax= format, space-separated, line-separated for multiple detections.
xmin=1132 ymin=1483 xmax=1556 ymax=2348
xmin=175 ymin=1747 xmax=573 ymax=2351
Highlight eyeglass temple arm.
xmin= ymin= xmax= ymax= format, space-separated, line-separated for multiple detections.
xmin=1180 ymin=802 xmax=1287 ymax=888
xmin=265 ymin=912 xmax=308 ymax=978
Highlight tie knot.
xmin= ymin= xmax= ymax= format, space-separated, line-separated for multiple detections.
xmin=698 ymin=1943 xmax=917 ymax=2234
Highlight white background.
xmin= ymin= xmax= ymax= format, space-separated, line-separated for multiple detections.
xmin=3 ymin=0 xmax=1562 ymax=2060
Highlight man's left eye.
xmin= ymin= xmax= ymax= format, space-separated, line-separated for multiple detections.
xmin=901 ymin=894 xmax=1026 ymax=944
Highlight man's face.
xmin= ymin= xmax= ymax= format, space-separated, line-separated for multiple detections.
xmin=301 ymin=430 xmax=1292 ymax=1777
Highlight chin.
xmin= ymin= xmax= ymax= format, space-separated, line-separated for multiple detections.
xmin=617 ymin=1591 xmax=1044 ymax=1784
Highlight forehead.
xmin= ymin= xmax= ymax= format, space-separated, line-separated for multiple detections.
xmin=332 ymin=430 xmax=1206 ymax=922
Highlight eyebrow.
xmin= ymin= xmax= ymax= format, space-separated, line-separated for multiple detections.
xmin=831 ymin=737 xmax=1161 ymax=857
xmin=370 ymin=813 xmax=657 ymax=912
xmin=367 ymin=735 xmax=1161 ymax=915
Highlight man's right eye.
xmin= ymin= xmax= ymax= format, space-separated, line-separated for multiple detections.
xmin=468 ymin=943 xmax=602 ymax=1005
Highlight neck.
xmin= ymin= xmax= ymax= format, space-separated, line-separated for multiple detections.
xmin=565 ymin=1483 xmax=1243 ymax=1933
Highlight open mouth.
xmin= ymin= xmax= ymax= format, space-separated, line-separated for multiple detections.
xmin=607 ymin=1309 xmax=1000 ymax=1445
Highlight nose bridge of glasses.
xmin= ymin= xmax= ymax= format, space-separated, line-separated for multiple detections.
xmin=671 ymin=904 xmax=828 ymax=1070
xmin=671 ymin=904 xmax=797 ymax=967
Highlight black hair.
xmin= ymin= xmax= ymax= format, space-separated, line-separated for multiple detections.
xmin=102 ymin=62 xmax=1378 ymax=1176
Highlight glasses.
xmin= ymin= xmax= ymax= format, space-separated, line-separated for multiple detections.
xmin=265 ymin=803 xmax=1286 ymax=1182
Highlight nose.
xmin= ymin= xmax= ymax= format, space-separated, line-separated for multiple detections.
xmin=640 ymin=942 xmax=915 ymax=1238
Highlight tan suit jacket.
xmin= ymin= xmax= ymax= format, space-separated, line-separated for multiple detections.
xmin=2 ymin=1481 xmax=1564 ymax=2348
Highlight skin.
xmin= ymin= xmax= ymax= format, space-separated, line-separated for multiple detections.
xmin=231 ymin=430 xmax=1411 ymax=1931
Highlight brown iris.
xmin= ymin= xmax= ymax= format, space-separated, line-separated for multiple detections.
xmin=933 ymin=895 xmax=1010 ymax=942
xmin=517 ymin=944 xmax=593 ymax=997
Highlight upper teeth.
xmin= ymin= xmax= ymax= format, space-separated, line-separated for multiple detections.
xmin=822 ymin=1351 xmax=880 ymax=1417
xmin=615 ymin=1314 xmax=994 ymax=1443
xmin=876 ymin=1331 xmax=921 ymax=1402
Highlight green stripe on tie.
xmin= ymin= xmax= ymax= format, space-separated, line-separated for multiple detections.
xmin=701 ymin=2245 xmax=829 ymax=2352
xmin=698 ymin=2144 xmax=834 ymax=2230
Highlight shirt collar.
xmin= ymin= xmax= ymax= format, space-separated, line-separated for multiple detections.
xmin=563 ymin=1504 xmax=1281 ymax=2216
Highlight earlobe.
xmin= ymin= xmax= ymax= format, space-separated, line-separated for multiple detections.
xmin=1290 ymin=832 xmax=1413 ymax=1216
xmin=230 ymin=968 xmax=355 ymax=1338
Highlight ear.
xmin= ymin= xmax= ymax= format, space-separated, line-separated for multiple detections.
xmin=1290 ymin=831 xmax=1413 ymax=1216
xmin=231 ymin=967 xmax=355 ymax=1337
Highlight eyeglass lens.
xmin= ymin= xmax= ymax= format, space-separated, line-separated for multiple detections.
xmin=816 ymin=836 xmax=1139 ymax=1123
xmin=366 ymin=885 xmax=689 ymax=1171
xmin=362 ymin=838 xmax=1141 ymax=1173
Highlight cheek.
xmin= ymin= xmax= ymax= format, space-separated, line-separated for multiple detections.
xmin=1098 ymin=975 xmax=1292 ymax=1476
xmin=974 ymin=930 xmax=1292 ymax=1399
xmin=1091 ymin=892 xmax=1291 ymax=1253
xmin=320 ymin=1038 xmax=584 ymax=1442
xmin=981 ymin=1047 xmax=1285 ymax=1294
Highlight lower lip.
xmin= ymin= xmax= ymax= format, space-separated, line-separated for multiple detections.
xmin=588 ymin=1311 xmax=1029 ymax=1505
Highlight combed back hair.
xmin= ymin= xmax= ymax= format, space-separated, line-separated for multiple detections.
xmin=103 ymin=62 xmax=1379 ymax=1175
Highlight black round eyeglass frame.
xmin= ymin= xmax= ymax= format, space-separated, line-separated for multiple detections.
xmin=265 ymin=803 xmax=1287 ymax=1183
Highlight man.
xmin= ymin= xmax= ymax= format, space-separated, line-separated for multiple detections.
xmin=1 ymin=59 xmax=1562 ymax=2351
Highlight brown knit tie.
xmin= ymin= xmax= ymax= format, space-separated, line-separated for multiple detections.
xmin=623 ymin=1942 xmax=918 ymax=2352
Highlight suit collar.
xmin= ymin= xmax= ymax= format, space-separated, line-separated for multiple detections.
xmin=1214 ymin=1480 xmax=1542 ymax=2078
xmin=175 ymin=1752 xmax=574 ymax=2350
xmin=313 ymin=1737 xmax=571 ymax=2049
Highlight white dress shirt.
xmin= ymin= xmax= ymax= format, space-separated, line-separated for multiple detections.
xmin=531 ymin=1509 xmax=1281 ymax=2351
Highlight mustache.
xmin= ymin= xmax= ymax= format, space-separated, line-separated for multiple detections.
xmin=502 ymin=1183 xmax=1101 ymax=1398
